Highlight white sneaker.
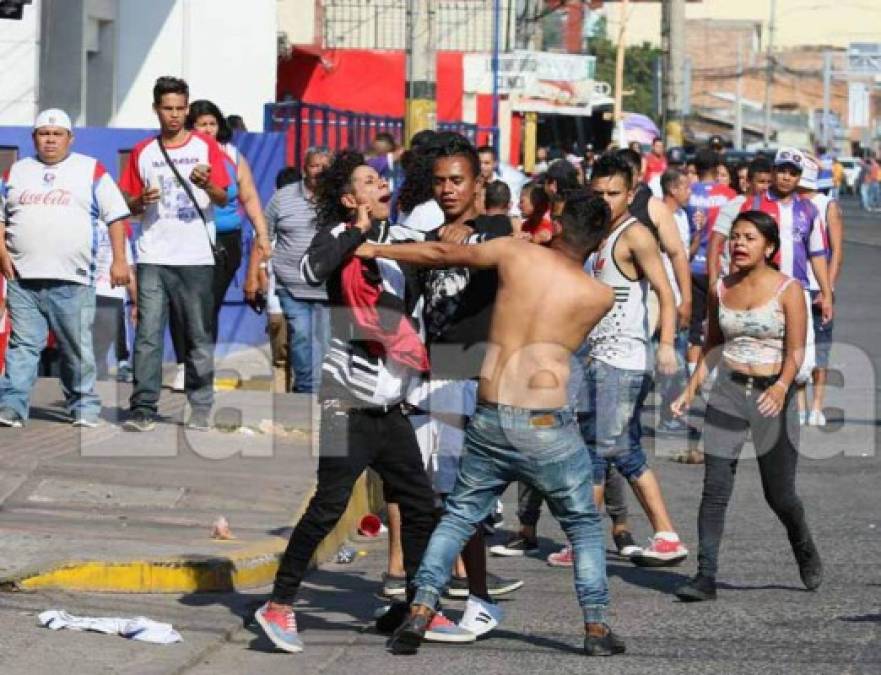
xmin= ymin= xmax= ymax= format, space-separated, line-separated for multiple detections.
xmin=171 ymin=364 xmax=185 ymax=392
xmin=458 ymin=595 xmax=503 ymax=637
xmin=808 ymin=409 xmax=826 ymax=427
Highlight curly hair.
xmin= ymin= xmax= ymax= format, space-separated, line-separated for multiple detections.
xmin=314 ymin=150 xmax=365 ymax=229
xmin=397 ymin=145 xmax=438 ymax=214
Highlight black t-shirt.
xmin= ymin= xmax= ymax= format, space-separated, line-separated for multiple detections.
xmin=425 ymin=213 xmax=512 ymax=379
xmin=630 ymin=183 xmax=654 ymax=229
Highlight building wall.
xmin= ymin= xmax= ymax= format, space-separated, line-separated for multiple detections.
xmin=277 ymin=0 xmax=317 ymax=47
xmin=603 ymin=0 xmax=879 ymax=50
xmin=115 ymin=0 xmax=277 ymax=130
xmin=0 ymin=0 xmax=41 ymax=125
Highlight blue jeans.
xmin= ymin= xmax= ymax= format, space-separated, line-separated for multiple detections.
xmin=413 ymin=403 xmax=609 ymax=624
xmin=580 ymin=359 xmax=649 ymax=485
xmin=0 ymin=279 xmax=99 ymax=421
xmin=276 ymin=288 xmax=329 ymax=394
xmin=130 ymin=265 xmax=214 ymax=414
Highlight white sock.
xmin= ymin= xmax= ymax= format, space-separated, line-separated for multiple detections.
xmin=654 ymin=531 xmax=680 ymax=542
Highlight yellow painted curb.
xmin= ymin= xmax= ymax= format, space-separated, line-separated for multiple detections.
xmin=12 ymin=473 xmax=376 ymax=594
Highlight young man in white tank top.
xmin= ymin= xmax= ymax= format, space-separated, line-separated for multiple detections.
xmin=570 ymin=154 xmax=689 ymax=566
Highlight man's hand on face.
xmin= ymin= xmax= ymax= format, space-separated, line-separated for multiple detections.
xmin=110 ymin=259 xmax=131 ymax=288
xmin=439 ymin=223 xmax=474 ymax=244
xmin=354 ymin=204 xmax=372 ymax=233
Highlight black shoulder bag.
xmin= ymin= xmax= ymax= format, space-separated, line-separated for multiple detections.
xmin=155 ymin=136 xmax=225 ymax=266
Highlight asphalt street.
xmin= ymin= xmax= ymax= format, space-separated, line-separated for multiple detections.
xmin=0 ymin=197 xmax=879 ymax=675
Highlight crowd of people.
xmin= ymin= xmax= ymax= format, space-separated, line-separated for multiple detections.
xmin=0 ymin=75 xmax=848 ymax=659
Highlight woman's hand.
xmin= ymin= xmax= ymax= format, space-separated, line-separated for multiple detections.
xmin=670 ymin=388 xmax=694 ymax=419
xmin=756 ymin=380 xmax=788 ymax=417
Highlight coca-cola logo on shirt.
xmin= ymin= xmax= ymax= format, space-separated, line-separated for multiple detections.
xmin=18 ymin=189 xmax=73 ymax=206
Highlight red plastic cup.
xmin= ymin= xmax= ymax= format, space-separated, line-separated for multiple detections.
xmin=358 ymin=513 xmax=382 ymax=537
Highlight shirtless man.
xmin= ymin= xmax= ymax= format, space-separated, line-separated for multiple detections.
xmin=356 ymin=194 xmax=625 ymax=657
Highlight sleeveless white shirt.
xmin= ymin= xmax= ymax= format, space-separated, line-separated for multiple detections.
xmin=585 ymin=217 xmax=650 ymax=371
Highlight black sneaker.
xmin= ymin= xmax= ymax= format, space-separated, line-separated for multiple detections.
xmin=386 ymin=610 xmax=432 ymax=655
xmin=584 ymin=624 xmax=626 ymax=656
xmin=381 ymin=573 xmax=407 ymax=598
xmin=376 ymin=601 xmax=410 ymax=635
xmin=0 ymin=407 xmax=24 ymax=428
xmin=123 ymin=410 xmax=155 ymax=432
xmin=612 ymin=530 xmax=642 ymax=558
xmin=674 ymin=574 xmax=717 ymax=602
xmin=446 ymin=572 xmax=524 ymax=598
xmin=792 ymin=538 xmax=823 ymax=591
xmin=489 ymin=535 xmax=539 ymax=557
xmin=186 ymin=409 xmax=212 ymax=431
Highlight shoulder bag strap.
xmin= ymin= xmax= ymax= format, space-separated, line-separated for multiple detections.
xmin=155 ymin=136 xmax=216 ymax=255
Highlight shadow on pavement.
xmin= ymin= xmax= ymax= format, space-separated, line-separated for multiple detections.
xmin=606 ymin=561 xmax=688 ymax=593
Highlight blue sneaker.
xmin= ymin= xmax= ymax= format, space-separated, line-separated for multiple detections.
xmin=255 ymin=601 xmax=304 ymax=653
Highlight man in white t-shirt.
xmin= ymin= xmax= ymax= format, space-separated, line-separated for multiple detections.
xmin=0 ymin=108 xmax=131 ymax=428
xmin=92 ymin=222 xmax=136 ymax=382
xmin=120 ymin=76 xmax=230 ymax=432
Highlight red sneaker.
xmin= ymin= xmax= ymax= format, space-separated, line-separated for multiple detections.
xmin=631 ymin=534 xmax=688 ymax=567
xmin=547 ymin=545 xmax=574 ymax=567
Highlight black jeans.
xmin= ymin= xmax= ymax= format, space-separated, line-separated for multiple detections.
xmin=93 ymin=296 xmax=129 ymax=380
xmin=697 ymin=366 xmax=812 ymax=578
xmin=170 ymin=230 xmax=242 ymax=359
xmin=130 ymin=264 xmax=215 ymax=414
xmin=271 ymin=402 xmax=437 ymax=603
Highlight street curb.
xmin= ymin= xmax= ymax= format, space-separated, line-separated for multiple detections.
xmin=4 ymin=473 xmax=374 ymax=594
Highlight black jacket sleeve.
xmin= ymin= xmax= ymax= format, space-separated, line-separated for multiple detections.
xmin=300 ymin=224 xmax=366 ymax=286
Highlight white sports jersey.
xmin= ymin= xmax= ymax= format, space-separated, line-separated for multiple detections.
xmin=120 ymin=132 xmax=230 ymax=266
xmin=586 ymin=217 xmax=650 ymax=371
xmin=0 ymin=153 xmax=129 ymax=285
xmin=806 ymin=193 xmax=832 ymax=292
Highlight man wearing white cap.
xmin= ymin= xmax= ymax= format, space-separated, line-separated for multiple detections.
xmin=0 ymin=109 xmax=131 ymax=428
xmin=797 ymin=154 xmax=844 ymax=427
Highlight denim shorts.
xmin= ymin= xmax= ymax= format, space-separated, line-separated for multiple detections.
xmin=579 ymin=358 xmax=649 ymax=485
xmin=809 ymin=290 xmax=833 ymax=368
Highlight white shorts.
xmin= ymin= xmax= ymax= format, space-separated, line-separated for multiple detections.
xmin=407 ymin=378 xmax=478 ymax=494
xmin=796 ymin=290 xmax=816 ymax=385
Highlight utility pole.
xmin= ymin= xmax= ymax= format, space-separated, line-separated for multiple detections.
xmin=613 ymin=0 xmax=629 ymax=144
xmin=404 ymin=0 xmax=436 ymax=144
xmin=763 ymin=0 xmax=777 ymax=147
xmin=662 ymin=0 xmax=685 ymax=146
xmin=822 ymin=51 xmax=833 ymax=149
xmin=735 ymin=36 xmax=743 ymax=150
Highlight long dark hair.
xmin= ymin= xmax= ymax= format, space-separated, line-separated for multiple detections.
xmin=732 ymin=210 xmax=780 ymax=266
xmin=521 ymin=180 xmax=549 ymax=222
xmin=186 ymin=99 xmax=233 ymax=144
xmin=397 ymin=130 xmax=439 ymax=214
xmin=314 ymin=150 xmax=365 ymax=229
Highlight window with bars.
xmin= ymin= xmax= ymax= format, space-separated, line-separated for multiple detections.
xmin=321 ymin=0 xmax=514 ymax=52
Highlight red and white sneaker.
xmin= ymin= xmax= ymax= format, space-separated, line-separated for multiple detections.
xmin=547 ymin=545 xmax=574 ymax=567
xmin=424 ymin=611 xmax=476 ymax=643
xmin=254 ymin=601 xmax=304 ymax=653
xmin=631 ymin=533 xmax=688 ymax=567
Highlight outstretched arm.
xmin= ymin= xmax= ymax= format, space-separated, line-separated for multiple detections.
xmin=356 ymin=236 xmax=513 ymax=270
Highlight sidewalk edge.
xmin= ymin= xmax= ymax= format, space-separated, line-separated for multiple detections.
xmin=3 ymin=473 xmax=373 ymax=594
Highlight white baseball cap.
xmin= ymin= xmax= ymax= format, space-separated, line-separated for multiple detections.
xmin=799 ymin=155 xmax=819 ymax=190
xmin=34 ymin=108 xmax=72 ymax=132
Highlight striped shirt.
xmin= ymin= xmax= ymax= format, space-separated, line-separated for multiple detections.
xmin=265 ymin=181 xmax=327 ymax=301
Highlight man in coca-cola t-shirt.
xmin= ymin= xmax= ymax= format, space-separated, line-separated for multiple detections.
xmin=0 ymin=108 xmax=131 ymax=428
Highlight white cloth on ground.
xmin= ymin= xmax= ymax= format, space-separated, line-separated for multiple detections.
xmin=38 ymin=610 xmax=182 ymax=644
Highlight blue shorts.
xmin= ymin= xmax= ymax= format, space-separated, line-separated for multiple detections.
xmin=810 ymin=290 xmax=833 ymax=368
xmin=579 ymin=359 xmax=649 ymax=485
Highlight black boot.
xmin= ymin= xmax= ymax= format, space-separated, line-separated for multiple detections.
xmin=674 ymin=574 xmax=717 ymax=602
xmin=376 ymin=601 xmax=410 ymax=635
xmin=386 ymin=608 xmax=433 ymax=655
xmin=584 ymin=623 xmax=626 ymax=656
xmin=792 ymin=538 xmax=823 ymax=591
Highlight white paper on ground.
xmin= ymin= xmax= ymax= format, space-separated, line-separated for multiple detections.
xmin=38 ymin=610 xmax=182 ymax=644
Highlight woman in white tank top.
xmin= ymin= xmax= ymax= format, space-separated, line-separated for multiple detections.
xmin=669 ymin=210 xmax=821 ymax=603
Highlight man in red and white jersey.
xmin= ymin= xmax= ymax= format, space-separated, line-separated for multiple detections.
xmin=120 ymin=76 xmax=230 ymax=433
xmin=0 ymin=108 xmax=130 ymax=428
xmin=643 ymin=137 xmax=667 ymax=185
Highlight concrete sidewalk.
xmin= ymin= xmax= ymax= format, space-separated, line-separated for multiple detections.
xmin=0 ymin=377 xmax=374 ymax=593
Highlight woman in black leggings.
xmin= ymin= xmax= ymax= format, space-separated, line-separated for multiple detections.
xmin=671 ymin=210 xmax=822 ymax=601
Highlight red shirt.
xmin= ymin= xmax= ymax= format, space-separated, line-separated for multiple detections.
xmin=644 ymin=153 xmax=667 ymax=184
